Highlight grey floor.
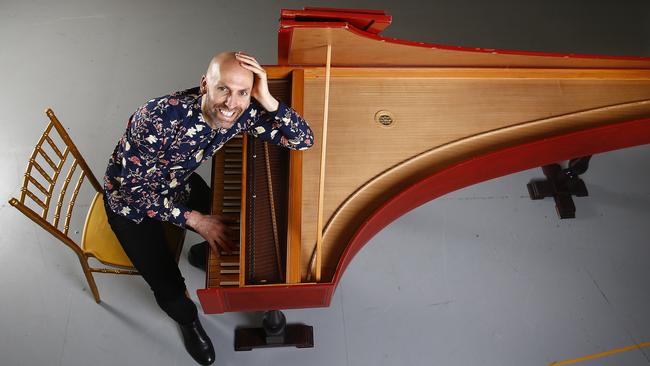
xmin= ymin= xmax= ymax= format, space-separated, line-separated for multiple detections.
xmin=1 ymin=1 xmax=649 ymax=366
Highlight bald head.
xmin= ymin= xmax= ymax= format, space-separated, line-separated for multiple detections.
xmin=204 ymin=51 xmax=252 ymax=85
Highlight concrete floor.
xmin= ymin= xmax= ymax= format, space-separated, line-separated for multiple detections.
xmin=1 ymin=1 xmax=649 ymax=365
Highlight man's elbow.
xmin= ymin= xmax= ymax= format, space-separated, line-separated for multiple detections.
xmin=304 ymin=136 xmax=314 ymax=149
xmin=297 ymin=136 xmax=314 ymax=150
xmin=301 ymin=127 xmax=315 ymax=150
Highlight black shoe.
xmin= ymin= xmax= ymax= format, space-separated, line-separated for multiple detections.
xmin=179 ymin=318 xmax=215 ymax=365
xmin=188 ymin=242 xmax=208 ymax=271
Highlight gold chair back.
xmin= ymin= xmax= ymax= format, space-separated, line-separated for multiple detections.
xmin=9 ymin=108 xmax=185 ymax=303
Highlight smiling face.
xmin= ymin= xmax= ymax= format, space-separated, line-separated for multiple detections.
xmin=200 ymin=52 xmax=253 ymax=129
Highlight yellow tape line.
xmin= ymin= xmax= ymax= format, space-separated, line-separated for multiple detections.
xmin=549 ymin=341 xmax=650 ymax=365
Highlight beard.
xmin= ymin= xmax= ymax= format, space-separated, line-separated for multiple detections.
xmin=212 ymin=104 xmax=242 ymax=128
xmin=201 ymin=100 xmax=242 ymax=129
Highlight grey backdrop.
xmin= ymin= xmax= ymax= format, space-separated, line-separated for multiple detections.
xmin=1 ymin=1 xmax=649 ymax=365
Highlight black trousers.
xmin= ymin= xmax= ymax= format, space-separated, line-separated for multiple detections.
xmin=104 ymin=173 xmax=211 ymax=325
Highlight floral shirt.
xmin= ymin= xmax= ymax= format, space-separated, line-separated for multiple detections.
xmin=103 ymin=87 xmax=314 ymax=228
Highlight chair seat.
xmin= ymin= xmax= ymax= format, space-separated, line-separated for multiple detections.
xmin=82 ymin=193 xmax=134 ymax=268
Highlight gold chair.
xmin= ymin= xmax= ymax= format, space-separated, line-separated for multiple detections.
xmin=9 ymin=108 xmax=186 ymax=303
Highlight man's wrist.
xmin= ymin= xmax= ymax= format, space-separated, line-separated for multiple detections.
xmin=185 ymin=210 xmax=202 ymax=228
xmin=259 ymin=96 xmax=279 ymax=113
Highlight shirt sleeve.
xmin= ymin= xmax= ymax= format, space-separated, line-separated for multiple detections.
xmin=116 ymin=102 xmax=191 ymax=227
xmin=244 ymin=99 xmax=315 ymax=150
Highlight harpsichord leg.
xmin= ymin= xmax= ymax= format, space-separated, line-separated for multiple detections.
xmin=527 ymin=156 xmax=592 ymax=219
xmin=234 ymin=310 xmax=314 ymax=351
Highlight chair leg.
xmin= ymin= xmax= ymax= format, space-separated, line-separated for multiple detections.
xmin=79 ymin=257 xmax=101 ymax=303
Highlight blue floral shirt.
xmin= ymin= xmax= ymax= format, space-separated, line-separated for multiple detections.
xmin=103 ymin=87 xmax=314 ymax=228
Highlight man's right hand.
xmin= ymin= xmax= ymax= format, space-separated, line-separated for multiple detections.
xmin=186 ymin=211 xmax=237 ymax=255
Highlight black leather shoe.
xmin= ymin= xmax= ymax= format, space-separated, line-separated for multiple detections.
xmin=179 ymin=318 xmax=215 ymax=365
xmin=188 ymin=242 xmax=208 ymax=271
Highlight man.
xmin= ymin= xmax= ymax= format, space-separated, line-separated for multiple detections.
xmin=103 ymin=52 xmax=314 ymax=365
